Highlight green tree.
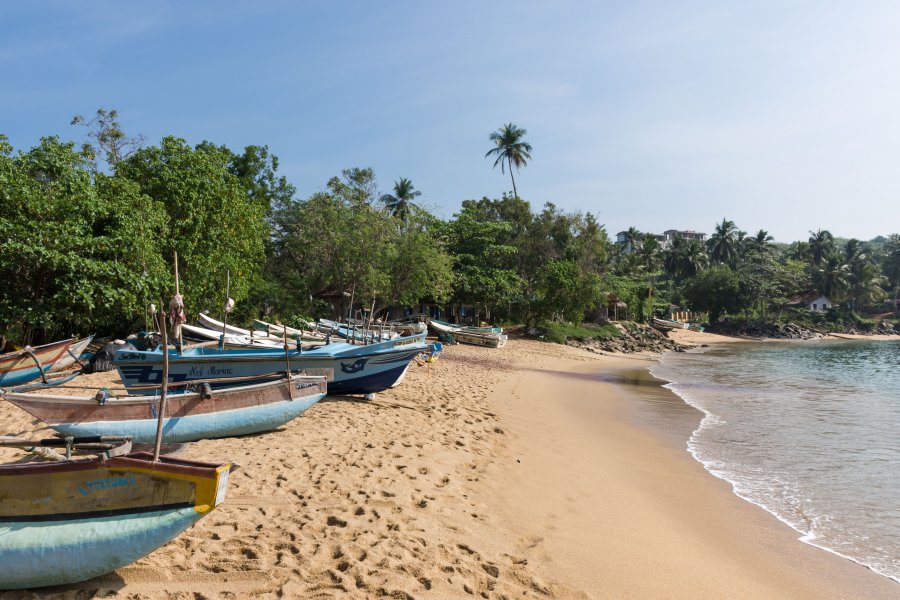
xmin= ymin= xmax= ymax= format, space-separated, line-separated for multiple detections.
xmin=532 ymin=260 xmax=600 ymax=324
xmin=447 ymin=205 xmax=522 ymax=321
xmin=808 ymin=229 xmax=835 ymax=267
xmin=379 ymin=177 xmax=422 ymax=223
xmin=683 ymin=265 xmax=745 ymax=322
xmin=116 ymin=137 xmax=267 ymax=316
xmin=0 ymin=136 xmax=167 ymax=342
xmin=485 ymin=123 xmax=532 ymax=198
xmin=71 ymin=107 xmax=144 ymax=168
xmin=706 ymin=218 xmax=739 ymax=267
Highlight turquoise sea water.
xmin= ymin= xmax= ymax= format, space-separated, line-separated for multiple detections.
xmin=652 ymin=340 xmax=900 ymax=583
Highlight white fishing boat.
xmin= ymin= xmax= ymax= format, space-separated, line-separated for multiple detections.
xmin=427 ymin=319 xmax=507 ymax=348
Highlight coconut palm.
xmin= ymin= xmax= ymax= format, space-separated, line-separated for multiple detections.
xmin=808 ymin=229 xmax=835 ymax=267
xmin=623 ymin=226 xmax=642 ymax=253
xmin=639 ymin=234 xmax=662 ymax=272
xmin=485 ymin=123 xmax=532 ymax=198
xmin=379 ymin=177 xmax=421 ymax=223
xmin=706 ymin=218 xmax=739 ymax=267
xmin=883 ymin=234 xmax=900 ymax=313
xmin=814 ymin=255 xmax=850 ymax=300
xmin=746 ymin=229 xmax=774 ymax=255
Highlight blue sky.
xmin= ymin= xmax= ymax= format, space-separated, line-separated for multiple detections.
xmin=2 ymin=1 xmax=899 ymax=242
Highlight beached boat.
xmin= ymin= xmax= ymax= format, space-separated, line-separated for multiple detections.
xmin=113 ymin=334 xmax=428 ymax=395
xmin=197 ymin=312 xmax=283 ymax=341
xmin=253 ymin=319 xmax=327 ymax=342
xmin=45 ymin=335 xmax=95 ymax=374
xmin=3 ymin=374 xmax=327 ymax=444
xmin=427 ymin=319 xmax=508 ymax=348
xmin=428 ymin=319 xmax=503 ymax=334
xmin=0 ymin=338 xmax=75 ymax=387
xmin=182 ymin=323 xmax=284 ymax=349
xmin=651 ymin=317 xmax=688 ymax=331
xmin=0 ymin=437 xmax=234 ymax=589
xmin=317 ymin=318 xmax=398 ymax=343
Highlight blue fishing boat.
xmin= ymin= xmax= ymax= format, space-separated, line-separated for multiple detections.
xmin=114 ymin=333 xmax=428 ymax=395
xmin=0 ymin=437 xmax=234 ymax=589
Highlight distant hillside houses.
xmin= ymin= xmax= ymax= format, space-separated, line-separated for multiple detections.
xmin=615 ymin=229 xmax=707 ymax=253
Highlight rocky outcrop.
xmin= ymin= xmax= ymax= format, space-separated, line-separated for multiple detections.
xmin=705 ymin=321 xmax=825 ymax=339
xmin=565 ymin=323 xmax=689 ymax=354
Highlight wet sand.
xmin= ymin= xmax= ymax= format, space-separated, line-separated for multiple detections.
xmin=1 ymin=338 xmax=898 ymax=598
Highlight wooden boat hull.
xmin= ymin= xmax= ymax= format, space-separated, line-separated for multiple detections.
xmin=3 ymin=376 xmax=327 ymax=444
xmin=0 ymin=452 xmax=232 ymax=589
xmin=114 ymin=335 xmax=427 ymax=395
xmin=46 ymin=335 xmax=94 ymax=374
xmin=427 ymin=320 xmax=507 ymax=348
xmin=253 ymin=319 xmax=325 ymax=342
xmin=0 ymin=339 xmax=74 ymax=387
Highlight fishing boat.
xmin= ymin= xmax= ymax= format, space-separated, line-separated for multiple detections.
xmin=253 ymin=319 xmax=327 ymax=342
xmin=427 ymin=319 xmax=508 ymax=348
xmin=0 ymin=436 xmax=234 ymax=589
xmin=3 ymin=374 xmax=327 ymax=444
xmin=197 ymin=312 xmax=286 ymax=342
xmin=114 ymin=333 xmax=428 ymax=396
xmin=182 ymin=323 xmax=284 ymax=349
xmin=651 ymin=317 xmax=688 ymax=331
xmin=317 ymin=318 xmax=398 ymax=343
xmin=0 ymin=338 xmax=75 ymax=387
xmin=46 ymin=334 xmax=95 ymax=374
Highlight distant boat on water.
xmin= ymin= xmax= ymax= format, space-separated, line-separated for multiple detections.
xmin=0 ymin=437 xmax=234 ymax=589
xmin=3 ymin=374 xmax=327 ymax=443
xmin=0 ymin=338 xmax=75 ymax=387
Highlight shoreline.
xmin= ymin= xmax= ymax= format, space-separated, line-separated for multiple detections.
xmin=479 ymin=339 xmax=900 ymax=599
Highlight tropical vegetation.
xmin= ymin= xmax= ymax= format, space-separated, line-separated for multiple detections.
xmin=1 ymin=112 xmax=897 ymax=346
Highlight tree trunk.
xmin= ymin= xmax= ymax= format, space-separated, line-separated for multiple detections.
xmin=508 ymin=157 xmax=518 ymax=198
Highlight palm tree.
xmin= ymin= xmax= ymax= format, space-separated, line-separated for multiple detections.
xmin=706 ymin=218 xmax=739 ymax=267
xmin=485 ymin=123 xmax=532 ymax=198
xmin=808 ymin=229 xmax=835 ymax=267
xmin=623 ymin=226 xmax=642 ymax=253
xmin=814 ymin=255 xmax=850 ymax=300
xmin=681 ymin=239 xmax=709 ymax=277
xmin=379 ymin=177 xmax=421 ymax=223
xmin=664 ymin=237 xmax=708 ymax=281
xmin=639 ymin=234 xmax=662 ymax=272
xmin=883 ymin=234 xmax=900 ymax=314
xmin=746 ymin=229 xmax=774 ymax=254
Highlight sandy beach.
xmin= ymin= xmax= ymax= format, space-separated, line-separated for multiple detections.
xmin=2 ymin=337 xmax=899 ymax=599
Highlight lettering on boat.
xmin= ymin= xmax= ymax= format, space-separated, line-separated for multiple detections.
xmin=119 ymin=352 xmax=146 ymax=360
xmin=207 ymin=365 xmax=233 ymax=376
xmin=392 ymin=339 xmax=417 ymax=347
xmin=186 ymin=365 xmax=233 ymax=377
xmin=78 ymin=476 xmax=137 ymax=495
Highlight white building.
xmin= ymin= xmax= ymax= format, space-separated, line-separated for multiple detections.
xmin=615 ymin=229 xmax=706 ymax=253
xmin=808 ymin=295 xmax=834 ymax=312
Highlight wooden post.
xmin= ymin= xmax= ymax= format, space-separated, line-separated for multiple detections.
xmin=282 ymin=324 xmax=293 ymax=400
xmin=174 ymin=251 xmax=184 ymax=352
xmin=220 ymin=270 xmax=230 ymax=350
xmin=368 ymin=298 xmax=376 ymax=344
xmin=153 ymin=305 xmax=170 ymax=462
